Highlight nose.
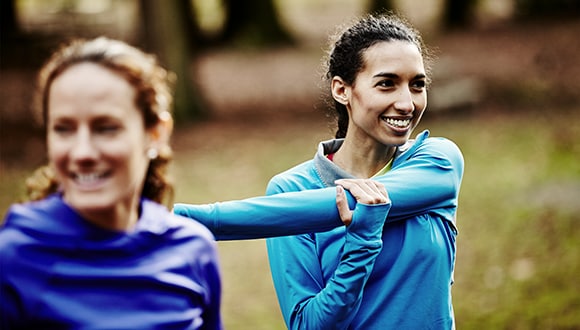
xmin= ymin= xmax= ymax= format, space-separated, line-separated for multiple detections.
xmin=393 ymin=88 xmax=415 ymax=114
xmin=70 ymin=127 xmax=98 ymax=162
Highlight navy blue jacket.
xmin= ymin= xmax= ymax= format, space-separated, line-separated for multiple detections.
xmin=1 ymin=195 xmax=222 ymax=329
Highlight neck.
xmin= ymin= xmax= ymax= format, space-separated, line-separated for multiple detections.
xmin=333 ymin=137 xmax=396 ymax=178
xmin=73 ymin=199 xmax=140 ymax=232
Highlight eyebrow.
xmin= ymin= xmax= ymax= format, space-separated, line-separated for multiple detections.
xmin=373 ymin=72 xmax=426 ymax=80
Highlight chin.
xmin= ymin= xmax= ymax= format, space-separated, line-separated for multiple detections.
xmin=388 ymin=134 xmax=411 ymax=146
xmin=66 ymin=194 xmax=116 ymax=213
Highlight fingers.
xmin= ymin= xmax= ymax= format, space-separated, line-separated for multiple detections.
xmin=335 ymin=178 xmax=389 ymax=205
xmin=336 ymin=185 xmax=353 ymax=226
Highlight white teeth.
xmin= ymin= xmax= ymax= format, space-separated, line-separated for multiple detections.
xmin=75 ymin=173 xmax=102 ymax=183
xmin=384 ymin=117 xmax=411 ymax=128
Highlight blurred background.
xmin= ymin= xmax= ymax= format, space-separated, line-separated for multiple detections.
xmin=1 ymin=0 xmax=579 ymax=329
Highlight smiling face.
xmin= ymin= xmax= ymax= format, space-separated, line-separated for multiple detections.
xmin=338 ymin=40 xmax=427 ymax=148
xmin=47 ymin=63 xmax=153 ymax=227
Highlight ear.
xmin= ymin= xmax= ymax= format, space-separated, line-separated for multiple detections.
xmin=147 ymin=111 xmax=173 ymax=155
xmin=331 ymin=76 xmax=350 ymax=106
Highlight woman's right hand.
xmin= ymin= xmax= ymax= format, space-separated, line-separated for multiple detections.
xmin=335 ymin=179 xmax=390 ymax=226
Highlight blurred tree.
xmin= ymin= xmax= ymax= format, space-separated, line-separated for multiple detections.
xmin=139 ymin=0 xmax=208 ymax=121
xmin=515 ymin=0 xmax=580 ymax=19
xmin=0 ymin=0 xmax=19 ymax=38
xmin=367 ymin=0 xmax=394 ymax=14
xmin=219 ymin=0 xmax=294 ymax=47
xmin=443 ymin=0 xmax=477 ymax=29
xmin=178 ymin=0 xmax=203 ymax=46
xmin=0 ymin=0 xmax=59 ymax=69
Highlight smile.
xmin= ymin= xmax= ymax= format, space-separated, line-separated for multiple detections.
xmin=73 ymin=172 xmax=107 ymax=186
xmin=382 ymin=117 xmax=411 ymax=128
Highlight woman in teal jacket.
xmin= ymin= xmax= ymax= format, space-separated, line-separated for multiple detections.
xmin=175 ymin=13 xmax=464 ymax=329
xmin=174 ymin=132 xmax=462 ymax=328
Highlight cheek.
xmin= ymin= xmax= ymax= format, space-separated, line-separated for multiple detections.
xmin=410 ymin=93 xmax=427 ymax=120
xmin=351 ymin=91 xmax=379 ymax=115
xmin=416 ymin=92 xmax=427 ymax=110
xmin=47 ymin=137 xmax=67 ymax=167
xmin=122 ymin=141 xmax=150 ymax=173
xmin=114 ymin=144 xmax=147 ymax=167
xmin=109 ymin=129 xmax=149 ymax=161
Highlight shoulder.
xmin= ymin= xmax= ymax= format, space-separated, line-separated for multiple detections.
xmin=267 ymin=159 xmax=318 ymax=194
xmin=1 ymin=195 xmax=69 ymax=236
xmin=0 ymin=196 xmax=65 ymax=263
xmin=139 ymin=201 xmax=219 ymax=269
xmin=142 ymin=200 xmax=216 ymax=243
xmin=3 ymin=195 xmax=61 ymax=221
xmin=403 ymin=133 xmax=464 ymax=168
xmin=416 ymin=136 xmax=465 ymax=181
xmin=168 ymin=214 xmax=220 ymax=270
xmin=423 ymin=136 xmax=462 ymax=153
xmin=171 ymin=213 xmax=217 ymax=244
xmin=423 ymin=137 xmax=464 ymax=168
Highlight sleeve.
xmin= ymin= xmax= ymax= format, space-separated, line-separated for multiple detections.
xmin=174 ymin=188 xmax=344 ymax=240
xmin=0 ymin=215 xmax=26 ymax=329
xmin=267 ymin=202 xmax=389 ymax=329
xmin=379 ymin=137 xmax=464 ymax=222
xmin=173 ymin=138 xmax=464 ymax=240
xmin=0 ymin=252 xmax=22 ymax=329
xmin=198 ymin=239 xmax=223 ymax=330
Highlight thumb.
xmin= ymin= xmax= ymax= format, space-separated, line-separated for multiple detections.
xmin=336 ymin=185 xmax=353 ymax=226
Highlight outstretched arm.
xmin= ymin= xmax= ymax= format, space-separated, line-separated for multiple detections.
xmin=174 ymin=137 xmax=463 ymax=240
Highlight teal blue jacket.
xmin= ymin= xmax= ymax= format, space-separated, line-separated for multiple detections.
xmin=174 ymin=130 xmax=464 ymax=329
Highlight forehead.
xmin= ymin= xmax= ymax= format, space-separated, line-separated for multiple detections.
xmin=48 ymin=63 xmax=139 ymax=119
xmin=360 ymin=40 xmax=425 ymax=74
xmin=51 ymin=62 xmax=132 ymax=95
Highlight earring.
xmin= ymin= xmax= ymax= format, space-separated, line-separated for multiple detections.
xmin=147 ymin=148 xmax=159 ymax=160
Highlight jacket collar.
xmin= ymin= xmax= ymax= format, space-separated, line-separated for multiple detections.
xmin=313 ymin=130 xmax=430 ymax=186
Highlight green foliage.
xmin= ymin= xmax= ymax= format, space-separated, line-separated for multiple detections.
xmin=427 ymin=111 xmax=580 ymax=330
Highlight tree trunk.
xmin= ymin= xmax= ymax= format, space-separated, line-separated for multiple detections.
xmin=138 ymin=0 xmax=208 ymax=121
xmin=515 ymin=0 xmax=580 ymax=19
xmin=0 ymin=0 xmax=19 ymax=38
xmin=220 ymin=0 xmax=293 ymax=47
xmin=443 ymin=0 xmax=477 ymax=29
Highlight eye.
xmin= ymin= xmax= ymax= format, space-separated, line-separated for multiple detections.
xmin=92 ymin=117 xmax=123 ymax=135
xmin=411 ymin=80 xmax=426 ymax=91
xmin=95 ymin=124 xmax=120 ymax=134
xmin=377 ymin=79 xmax=395 ymax=89
xmin=51 ymin=122 xmax=75 ymax=135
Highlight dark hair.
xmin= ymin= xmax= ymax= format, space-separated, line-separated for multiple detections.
xmin=26 ymin=37 xmax=175 ymax=205
xmin=323 ymin=13 xmax=432 ymax=138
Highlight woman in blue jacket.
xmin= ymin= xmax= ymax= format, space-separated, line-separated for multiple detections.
xmin=175 ymin=13 xmax=464 ymax=329
xmin=0 ymin=37 xmax=223 ymax=329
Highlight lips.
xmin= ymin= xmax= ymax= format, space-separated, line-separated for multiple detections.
xmin=71 ymin=171 xmax=108 ymax=189
xmin=381 ymin=116 xmax=413 ymax=130
xmin=384 ymin=117 xmax=410 ymax=128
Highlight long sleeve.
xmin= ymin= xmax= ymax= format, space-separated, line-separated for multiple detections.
xmin=174 ymin=187 xmax=344 ymax=240
xmin=266 ymin=202 xmax=389 ymax=329
xmin=173 ymin=137 xmax=463 ymax=240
